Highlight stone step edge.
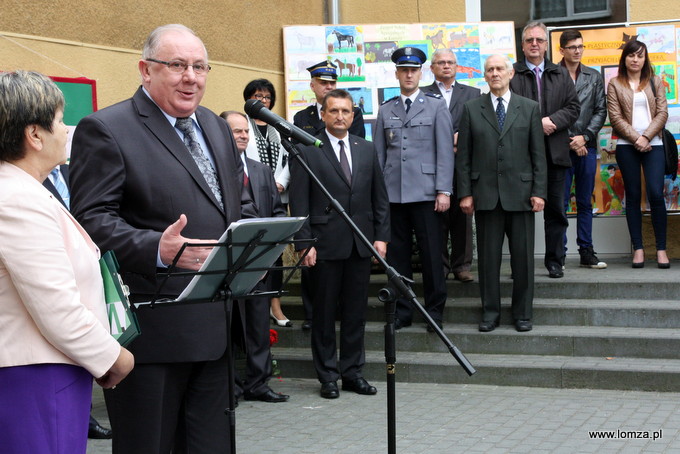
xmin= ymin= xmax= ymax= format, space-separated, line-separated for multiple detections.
xmin=273 ymin=321 xmax=680 ymax=337
xmin=272 ymin=348 xmax=680 ymax=373
xmin=279 ymin=296 xmax=680 ymax=308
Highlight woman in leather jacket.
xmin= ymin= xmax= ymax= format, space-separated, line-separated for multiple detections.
xmin=607 ymin=40 xmax=669 ymax=268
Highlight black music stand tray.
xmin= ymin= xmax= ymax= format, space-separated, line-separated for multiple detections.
xmin=133 ymin=216 xmax=308 ymax=454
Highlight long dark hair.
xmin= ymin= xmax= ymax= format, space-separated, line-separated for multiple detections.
xmin=616 ymin=40 xmax=654 ymax=89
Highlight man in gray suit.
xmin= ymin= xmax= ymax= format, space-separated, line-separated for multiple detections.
xmin=457 ymin=54 xmax=547 ymax=333
xmin=374 ymin=47 xmax=454 ymax=331
xmin=423 ymin=48 xmax=481 ymax=283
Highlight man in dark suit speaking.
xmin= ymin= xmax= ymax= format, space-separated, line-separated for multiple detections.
xmin=456 ymin=54 xmax=547 ymax=333
xmin=290 ymin=89 xmax=390 ymax=399
xmin=69 ymin=24 xmax=253 ymax=453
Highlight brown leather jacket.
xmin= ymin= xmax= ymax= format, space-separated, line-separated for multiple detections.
xmin=606 ymin=75 xmax=668 ymax=143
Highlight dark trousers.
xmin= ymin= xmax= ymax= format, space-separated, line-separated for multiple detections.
xmin=239 ymin=285 xmax=273 ymax=398
xmin=615 ymin=144 xmax=667 ymax=250
xmin=563 ymin=147 xmax=598 ymax=251
xmin=441 ymin=190 xmax=473 ymax=275
xmin=389 ymin=202 xmax=447 ymax=324
xmin=310 ymin=248 xmax=371 ymax=383
xmin=544 ymin=163 xmax=569 ymax=269
xmin=300 ymin=266 xmax=314 ymax=321
xmin=104 ymin=356 xmax=231 ymax=454
xmin=476 ymin=204 xmax=535 ymax=323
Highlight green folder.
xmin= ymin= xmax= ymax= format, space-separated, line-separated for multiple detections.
xmin=99 ymin=250 xmax=140 ymax=347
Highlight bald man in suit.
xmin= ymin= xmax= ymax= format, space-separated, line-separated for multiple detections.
xmin=457 ymin=55 xmax=547 ymax=333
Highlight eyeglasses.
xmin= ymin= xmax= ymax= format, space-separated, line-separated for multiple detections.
xmin=524 ymin=38 xmax=547 ymax=44
xmin=434 ymin=60 xmax=456 ymax=66
xmin=562 ymin=45 xmax=585 ymax=51
xmin=253 ymin=94 xmax=272 ymax=102
xmin=145 ymin=58 xmax=211 ymax=74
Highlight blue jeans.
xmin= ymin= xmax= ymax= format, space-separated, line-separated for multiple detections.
xmin=614 ymin=144 xmax=667 ymax=251
xmin=564 ymin=147 xmax=597 ymax=251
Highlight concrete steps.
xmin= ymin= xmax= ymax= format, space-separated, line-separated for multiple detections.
xmin=270 ymin=257 xmax=680 ymax=391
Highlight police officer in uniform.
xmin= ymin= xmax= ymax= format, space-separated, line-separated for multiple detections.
xmin=294 ymin=61 xmax=366 ymax=138
xmin=374 ymin=47 xmax=454 ymax=331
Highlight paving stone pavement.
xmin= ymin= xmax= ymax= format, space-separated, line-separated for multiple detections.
xmin=88 ymin=377 xmax=680 ymax=453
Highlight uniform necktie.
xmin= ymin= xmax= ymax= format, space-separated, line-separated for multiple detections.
xmin=533 ymin=66 xmax=542 ymax=106
xmin=405 ymin=98 xmax=412 ymax=113
xmin=496 ymin=97 xmax=506 ymax=131
xmin=50 ymin=168 xmax=70 ymax=209
xmin=338 ymin=140 xmax=352 ymax=184
xmin=175 ymin=117 xmax=224 ymax=210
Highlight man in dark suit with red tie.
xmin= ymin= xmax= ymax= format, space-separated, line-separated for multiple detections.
xmin=70 ymin=24 xmax=254 ymax=453
xmin=223 ymin=110 xmax=290 ymax=404
xmin=293 ymin=60 xmax=366 ymax=331
xmin=290 ymin=89 xmax=390 ymax=399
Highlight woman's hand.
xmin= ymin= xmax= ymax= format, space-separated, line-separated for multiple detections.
xmin=96 ymin=347 xmax=134 ymax=389
xmin=634 ymin=135 xmax=652 ymax=152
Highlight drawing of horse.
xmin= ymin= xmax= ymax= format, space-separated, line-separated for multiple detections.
xmin=334 ymin=59 xmax=356 ymax=77
xmin=332 ymin=30 xmax=355 ymax=49
xmin=427 ymin=30 xmax=445 ymax=49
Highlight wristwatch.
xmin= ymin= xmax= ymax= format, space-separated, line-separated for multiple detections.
xmin=439 ymin=191 xmax=451 ymax=197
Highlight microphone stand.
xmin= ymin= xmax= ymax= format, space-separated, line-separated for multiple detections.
xmin=280 ymin=138 xmax=476 ymax=454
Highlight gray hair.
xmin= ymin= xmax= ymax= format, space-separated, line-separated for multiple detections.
xmin=431 ymin=49 xmax=457 ymax=63
xmin=219 ymin=110 xmax=246 ymax=121
xmin=484 ymin=54 xmax=513 ymax=72
xmin=522 ymin=22 xmax=548 ymax=41
xmin=0 ymin=70 xmax=64 ymax=162
xmin=142 ymin=24 xmax=208 ymax=60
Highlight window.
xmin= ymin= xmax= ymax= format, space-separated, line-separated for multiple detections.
xmin=533 ymin=0 xmax=610 ymax=22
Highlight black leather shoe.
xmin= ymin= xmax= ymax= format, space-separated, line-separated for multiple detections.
xmin=244 ymin=388 xmax=289 ymax=403
xmin=478 ymin=320 xmax=499 ymax=332
xmin=515 ymin=319 xmax=533 ymax=332
xmin=394 ymin=319 xmax=411 ymax=330
xmin=547 ymin=265 xmax=564 ymax=278
xmin=426 ymin=320 xmax=443 ymax=333
xmin=320 ymin=381 xmax=339 ymax=399
xmin=342 ymin=377 xmax=377 ymax=395
xmin=302 ymin=320 xmax=312 ymax=330
xmin=88 ymin=421 xmax=113 ymax=439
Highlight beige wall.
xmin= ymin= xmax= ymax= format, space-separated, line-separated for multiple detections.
xmin=341 ymin=0 xmax=467 ymax=23
xmin=0 ymin=0 xmax=326 ymax=115
xmin=629 ymin=0 xmax=679 ymax=21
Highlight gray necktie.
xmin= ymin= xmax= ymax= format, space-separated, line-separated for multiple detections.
xmin=175 ymin=117 xmax=224 ymax=210
xmin=338 ymin=140 xmax=352 ymax=184
xmin=496 ymin=97 xmax=506 ymax=131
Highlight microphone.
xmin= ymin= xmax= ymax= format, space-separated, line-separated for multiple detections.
xmin=244 ymin=99 xmax=323 ymax=148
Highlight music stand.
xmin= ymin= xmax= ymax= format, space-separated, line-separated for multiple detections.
xmin=133 ymin=216 xmax=307 ymax=454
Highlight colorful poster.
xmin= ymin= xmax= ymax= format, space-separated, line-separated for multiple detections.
xmin=283 ymin=21 xmax=516 ymax=124
xmin=551 ymin=21 xmax=680 ymax=213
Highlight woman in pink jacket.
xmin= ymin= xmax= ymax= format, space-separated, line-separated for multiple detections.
xmin=0 ymin=71 xmax=134 ymax=453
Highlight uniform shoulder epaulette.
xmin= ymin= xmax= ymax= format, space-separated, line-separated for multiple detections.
xmin=425 ymin=92 xmax=442 ymax=99
xmin=381 ymin=96 xmax=398 ymax=105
